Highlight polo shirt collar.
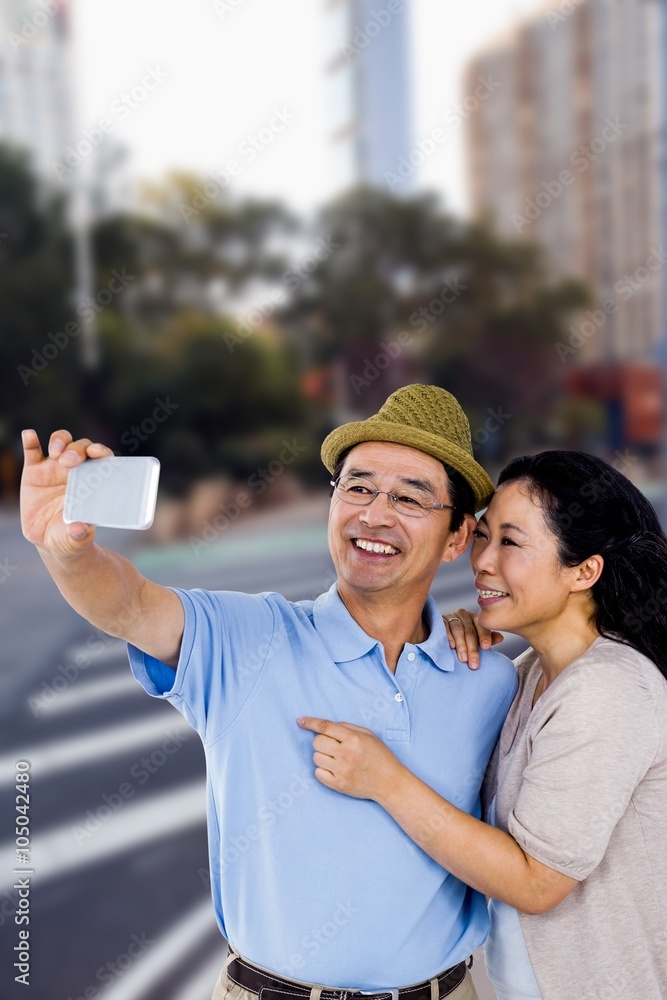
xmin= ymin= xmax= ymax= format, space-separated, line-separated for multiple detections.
xmin=312 ymin=584 xmax=380 ymax=662
xmin=418 ymin=595 xmax=456 ymax=672
xmin=312 ymin=583 xmax=456 ymax=671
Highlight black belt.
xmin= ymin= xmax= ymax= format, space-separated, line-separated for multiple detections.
xmin=226 ymin=955 xmax=468 ymax=1000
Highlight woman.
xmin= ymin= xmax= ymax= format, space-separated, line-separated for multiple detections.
xmin=298 ymin=451 xmax=667 ymax=1000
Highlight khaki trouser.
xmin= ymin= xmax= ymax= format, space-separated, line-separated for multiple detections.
xmin=211 ymin=955 xmax=480 ymax=1000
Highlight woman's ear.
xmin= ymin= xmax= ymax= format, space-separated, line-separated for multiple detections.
xmin=572 ymin=554 xmax=604 ymax=592
xmin=441 ymin=513 xmax=476 ymax=564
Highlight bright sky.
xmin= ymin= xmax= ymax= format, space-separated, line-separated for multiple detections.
xmin=72 ymin=0 xmax=542 ymax=217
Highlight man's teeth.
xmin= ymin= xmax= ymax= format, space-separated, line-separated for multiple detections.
xmin=354 ymin=539 xmax=399 ymax=555
xmin=478 ymin=588 xmax=508 ymax=598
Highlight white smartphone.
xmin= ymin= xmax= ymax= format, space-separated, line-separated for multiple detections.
xmin=63 ymin=456 xmax=160 ymax=530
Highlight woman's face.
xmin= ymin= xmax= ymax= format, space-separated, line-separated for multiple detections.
xmin=470 ymin=480 xmax=580 ymax=642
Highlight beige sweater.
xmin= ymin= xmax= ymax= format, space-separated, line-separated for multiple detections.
xmin=483 ymin=637 xmax=667 ymax=1000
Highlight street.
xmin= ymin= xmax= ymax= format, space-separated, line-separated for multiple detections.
xmin=0 ymin=500 xmax=524 ymax=1000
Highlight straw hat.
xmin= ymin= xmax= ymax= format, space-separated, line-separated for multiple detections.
xmin=321 ymin=384 xmax=494 ymax=512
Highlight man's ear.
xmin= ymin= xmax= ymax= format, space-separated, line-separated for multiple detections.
xmin=441 ymin=513 xmax=476 ymax=564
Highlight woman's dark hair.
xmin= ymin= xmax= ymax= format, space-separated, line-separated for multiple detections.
xmin=497 ymin=450 xmax=667 ymax=680
xmin=331 ymin=447 xmax=475 ymax=531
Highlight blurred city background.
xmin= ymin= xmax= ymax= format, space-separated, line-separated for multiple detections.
xmin=0 ymin=0 xmax=665 ymax=997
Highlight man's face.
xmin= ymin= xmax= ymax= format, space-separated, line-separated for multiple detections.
xmin=328 ymin=441 xmax=470 ymax=602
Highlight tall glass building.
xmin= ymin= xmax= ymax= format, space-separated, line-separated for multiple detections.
xmin=466 ymin=0 xmax=663 ymax=365
xmin=323 ymin=0 xmax=412 ymax=193
xmin=0 ymin=0 xmax=75 ymax=178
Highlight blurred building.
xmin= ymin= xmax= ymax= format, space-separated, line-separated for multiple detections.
xmin=323 ymin=0 xmax=412 ymax=193
xmin=0 ymin=0 xmax=75 ymax=178
xmin=465 ymin=0 xmax=663 ymax=449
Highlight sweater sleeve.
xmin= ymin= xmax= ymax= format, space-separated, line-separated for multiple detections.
xmin=507 ymin=645 xmax=660 ymax=880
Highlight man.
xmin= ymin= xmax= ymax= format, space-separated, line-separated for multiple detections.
xmin=20 ymin=384 xmax=517 ymax=1000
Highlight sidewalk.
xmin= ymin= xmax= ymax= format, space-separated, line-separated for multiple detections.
xmin=132 ymin=492 xmax=331 ymax=574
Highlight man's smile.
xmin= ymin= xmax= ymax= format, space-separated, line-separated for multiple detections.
xmin=352 ymin=537 xmax=401 ymax=556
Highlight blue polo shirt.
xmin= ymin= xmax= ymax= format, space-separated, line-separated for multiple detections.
xmin=128 ymin=583 xmax=517 ymax=990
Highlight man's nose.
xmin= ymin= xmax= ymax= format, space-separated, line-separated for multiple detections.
xmin=358 ymin=490 xmax=397 ymax=525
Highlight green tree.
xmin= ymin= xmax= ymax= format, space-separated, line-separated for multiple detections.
xmin=0 ymin=144 xmax=78 ymax=439
xmin=281 ymin=186 xmax=590 ymax=461
xmin=91 ymin=173 xmax=295 ymax=328
xmin=95 ymin=309 xmax=313 ymax=493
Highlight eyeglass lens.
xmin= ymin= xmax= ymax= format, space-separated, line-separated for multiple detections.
xmin=336 ymin=477 xmax=436 ymax=516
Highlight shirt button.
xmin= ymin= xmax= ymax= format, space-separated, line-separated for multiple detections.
xmin=394 ymin=693 xmax=404 ymax=702
xmin=407 ymin=652 xmax=416 ymax=661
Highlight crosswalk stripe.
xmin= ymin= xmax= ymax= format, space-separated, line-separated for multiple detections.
xmin=60 ymin=637 xmax=126 ymax=666
xmin=100 ymin=898 xmax=221 ymax=1000
xmin=0 ymin=780 xmax=206 ymax=891
xmin=0 ymin=714 xmax=194 ymax=787
xmin=33 ymin=672 xmax=144 ymax=715
xmin=169 ymin=948 xmax=229 ymax=1000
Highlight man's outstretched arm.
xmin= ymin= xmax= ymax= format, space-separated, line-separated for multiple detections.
xmin=20 ymin=428 xmax=183 ymax=668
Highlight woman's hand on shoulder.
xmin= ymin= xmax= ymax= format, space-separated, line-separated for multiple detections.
xmin=442 ymin=609 xmax=504 ymax=669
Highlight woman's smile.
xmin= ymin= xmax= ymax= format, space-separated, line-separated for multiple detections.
xmin=476 ymin=586 xmax=510 ymax=606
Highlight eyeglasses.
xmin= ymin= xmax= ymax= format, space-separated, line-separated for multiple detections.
xmin=330 ymin=476 xmax=455 ymax=518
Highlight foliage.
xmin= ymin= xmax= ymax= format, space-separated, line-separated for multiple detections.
xmin=0 ymin=145 xmax=77 ymax=441
xmin=281 ymin=186 xmax=591 ymax=460
xmin=0 ymin=148 xmax=593 ymax=488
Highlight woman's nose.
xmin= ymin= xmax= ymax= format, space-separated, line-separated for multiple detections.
xmin=471 ymin=538 xmax=496 ymax=574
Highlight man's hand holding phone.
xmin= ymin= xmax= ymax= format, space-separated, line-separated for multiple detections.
xmin=21 ymin=429 xmax=160 ymax=560
xmin=20 ymin=428 xmax=181 ymax=665
xmin=20 ymin=429 xmax=115 ymax=559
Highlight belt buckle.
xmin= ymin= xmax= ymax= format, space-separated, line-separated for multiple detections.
xmin=364 ymin=989 xmax=398 ymax=1000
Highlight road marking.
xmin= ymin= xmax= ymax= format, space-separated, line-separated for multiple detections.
xmin=101 ymin=898 xmax=221 ymax=1000
xmin=0 ymin=780 xmax=206 ymax=891
xmin=61 ymin=637 xmax=126 ymax=666
xmin=32 ymin=672 xmax=143 ymax=715
xmin=169 ymin=947 xmax=229 ymax=1000
xmin=0 ymin=714 xmax=194 ymax=787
